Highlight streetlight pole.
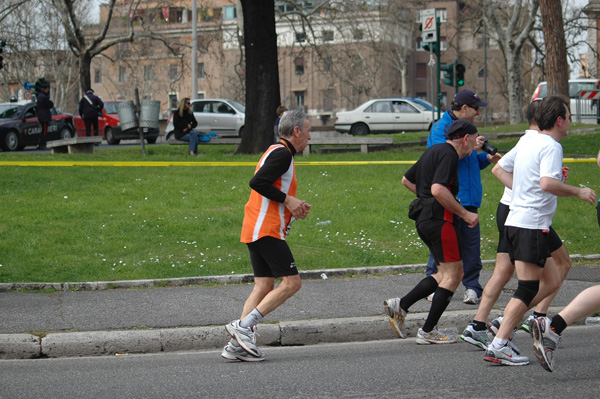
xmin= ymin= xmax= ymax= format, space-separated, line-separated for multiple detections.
xmin=191 ymin=0 xmax=198 ymax=100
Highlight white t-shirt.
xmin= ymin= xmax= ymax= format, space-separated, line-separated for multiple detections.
xmin=499 ymin=130 xmax=539 ymax=206
xmin=498 ymin=131 xmax=563 ymax=230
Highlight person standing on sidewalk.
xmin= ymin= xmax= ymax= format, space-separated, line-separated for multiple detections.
xmin=484 ymin=94 xmax=596 ymax=366
xmin=460 ymin=100 xmax=571 ymax=352
xmin=223 ymin=109 xmax=312 ymax=362
xmin=425 ymin=89 xmax=501 ymax=305
xmin=384 ymin=119 xmax=480 ymax=344
xmin=78 ymin=89 xmax=104 ymax=137
xmin=35 ymin=81 xmax=53 ymax=150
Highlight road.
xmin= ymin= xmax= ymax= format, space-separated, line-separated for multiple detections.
xmin=1 ymin=326 xmax=598 ymax=399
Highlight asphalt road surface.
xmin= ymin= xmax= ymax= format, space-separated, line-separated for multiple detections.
xmin=1 ymin=325 xmax=598 ymax=399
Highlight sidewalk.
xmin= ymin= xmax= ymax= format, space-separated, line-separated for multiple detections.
xmin=1 ymin=257 xmax=599 ymax=359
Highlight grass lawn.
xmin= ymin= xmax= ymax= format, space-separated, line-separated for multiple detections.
xmin=0 ymin=126 xmax=599 ymax=283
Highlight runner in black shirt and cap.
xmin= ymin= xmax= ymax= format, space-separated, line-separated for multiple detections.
xmin=384 ymin=119 xmax=481 ymax=344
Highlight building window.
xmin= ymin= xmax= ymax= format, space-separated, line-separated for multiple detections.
xmin=118 ymin=67 xmax=126 ymax=82
xmin=169 ymin=94 xmax=178 ymax=110
xmin=198 ymin=62 xmax=205 ymax=79
xmin=353 ymin=29 xmax=363 ymax=40
xmin=223 ymin=5 xmax=236 ymax=20
xmin=322 ymin=30 xmax=333 ymax=42
xmin=144 ymin=66 xmax=153 ymax=81
xmin=295 ymin=91 xmax=305 ymax=109
xmin=416 ymin=63 xmax=427 ymax=79
xmin=416 ymin=36 xmax=423 ymax=51
xmin=169 ymin=64 xmax=178 ymax=80
xmin=296 ymin=32 xmax=306 ymax=43
xmin=94 ymin=69 xmax=101 ymax=83
xmin=295 ymin=57 xmax=304 ymax=75
xmin=436 ymin=8 xmax=447 ymax=22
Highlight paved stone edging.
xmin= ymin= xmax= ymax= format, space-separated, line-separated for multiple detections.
xmin=0 ymin=306 xmax=587 ymax=360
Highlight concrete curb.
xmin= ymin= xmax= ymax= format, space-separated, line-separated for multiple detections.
xmin=1 ymin=306 xmax=586 ymax=360
xmin=1 ymin=255 xmax=599 ymax=293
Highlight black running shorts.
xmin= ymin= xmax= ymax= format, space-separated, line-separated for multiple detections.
xmin=496 ymin=203 xmax=562 ymax=254
xmin=505 ymin=226 xmax=551 ymax=268
xmin=247 ymin=236 xmax=298 ymax=278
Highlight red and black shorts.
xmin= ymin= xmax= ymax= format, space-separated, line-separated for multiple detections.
xmin=417 ymin=218 xmax=462 ymax=264
xmin=247 ymin=236 xmax=299 ymax=278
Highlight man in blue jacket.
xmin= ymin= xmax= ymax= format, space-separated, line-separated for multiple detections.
xmin=425 ymin=89 xmax=501 ymax=304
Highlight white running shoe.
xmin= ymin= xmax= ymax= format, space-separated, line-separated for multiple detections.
xmin=463 ymin=289 xmax=480 ymax=304
xmin=484 ymin=343 xmax=529 ymax=366
xmin=383 ymin=298 xmax=407 ymax=338
xmin=460 ymin=324 xmax=492 ymax=350
xmin=532 ymin=316 xmax=560 ymax=372
xmin=225 ymin=320 xmax=264 ymax=358
xmin=416 ymin=327 xmax=458 ymax=344
xmin=221 ymin=342 xmax=265 ymax=362
xmin=488 ymin=316 xmax=521 ymax=355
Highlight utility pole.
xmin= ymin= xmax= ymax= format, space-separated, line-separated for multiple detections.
xmin=191 ymin=0 xmax=198 ymax=100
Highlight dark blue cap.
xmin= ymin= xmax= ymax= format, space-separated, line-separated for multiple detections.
xmin=454 ymin=90 xmax=487 ymax=107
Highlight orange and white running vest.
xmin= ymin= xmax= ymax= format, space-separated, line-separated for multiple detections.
xmin=240 ymin=142 xmax=297 ymax=243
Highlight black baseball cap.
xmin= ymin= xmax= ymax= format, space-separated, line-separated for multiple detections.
xmin=445 ymin=119 xmax=478 ymax=140
xmin=454 ymin=90 xmax=488 ymax=107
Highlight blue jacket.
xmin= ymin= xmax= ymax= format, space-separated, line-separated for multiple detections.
xmin=426 ymin=110 xmax=490 ymax=208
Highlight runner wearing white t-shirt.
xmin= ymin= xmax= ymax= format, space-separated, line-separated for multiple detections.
xmin=484 ymin=94 xmax=596 ymax=366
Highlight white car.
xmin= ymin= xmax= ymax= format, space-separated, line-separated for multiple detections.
xmin=334 ymin=98 xmax=435 ymax=135
xmin=165 ymin=98 xmax=245 ymax=138
xmin=531 ymin=78 xmax=598 ymax=124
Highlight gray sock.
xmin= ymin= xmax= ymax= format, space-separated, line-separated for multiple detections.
xmin=239 ymin=308 xmax=264 ymax=328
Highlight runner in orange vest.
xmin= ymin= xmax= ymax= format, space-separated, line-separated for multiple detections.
xmin=223 ymin=109 xmax=312 ymax=362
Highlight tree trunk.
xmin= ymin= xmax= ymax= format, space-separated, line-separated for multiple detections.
xmin=506 ymin=51 xmax=524 ymax=124
xmin=236 ymin=0 xmax=281 ymax=154
xmin=79 ymin=53 xmax=92 ymax=94
xmin=539 ymin=0 xmax=569 ymax=98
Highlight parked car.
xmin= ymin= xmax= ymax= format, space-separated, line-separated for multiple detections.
xmin=334 ymin=98 xmax=436 ymax=135
xmin=164 ymin=98 xmax=245 ymax=139
xmin=73 ymin=100 xmax=160 ymax=144
xmin=531 ymin=78 xmax=598 ymax=123
xmin=404 ymin=97 xmax=440 ymax=114
xmin=0 ymin=101 xmax=74 ymax=151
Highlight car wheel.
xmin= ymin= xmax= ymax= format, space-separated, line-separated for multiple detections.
xmin=350 ymin=123 xmax=369 ymax=136
xmin=60 ymin=127 xmax=72 ymax=140
xmin=105 ymin=127 xmax=120 ymax=145
xmin=2 ymin=130 xmax=20 ymax=152
xmin=146 ymin=137 xmax=157 ymax=144
xmin=238 ymin=126 xmax=244 ymax=138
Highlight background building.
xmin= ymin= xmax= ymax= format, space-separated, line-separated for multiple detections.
xmin=89 ymin=0 xmax=520 ymax=127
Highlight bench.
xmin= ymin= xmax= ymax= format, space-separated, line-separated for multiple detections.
xmin=303 ymin=136 xmax=394 ymax=155
xmin=167 ymin=138 xmax=242 ymax=151
xmin=47 ymin=136 xmax=103 ymax=154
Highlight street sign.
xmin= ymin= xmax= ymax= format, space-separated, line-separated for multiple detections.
xmin=421 ymin=9 xmax=436 ymax=32
xmin=24 ymin=81 xmax=32 ymax=91
xmin=24 ymin=90 xmax=32 ymax=100
xmin=422 ymin=31 xmax=437 ymax=43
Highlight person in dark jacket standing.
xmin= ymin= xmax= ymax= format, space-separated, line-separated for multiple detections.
xmin=36 ymin=82 xmax=53 ymax=150
xmin=78 ymin=89 xmax=104 ymax=137
xmin=173 ymin=98 xmax=200 ymax=155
